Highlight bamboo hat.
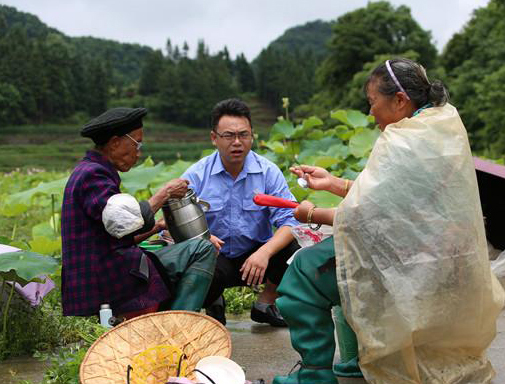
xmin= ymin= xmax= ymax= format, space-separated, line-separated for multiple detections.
xmin=80 ymin=310 xmax=231 ymax=384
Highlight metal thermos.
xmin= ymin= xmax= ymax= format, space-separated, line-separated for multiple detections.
xmin=162 ymin=189 xmax=211 ymax=243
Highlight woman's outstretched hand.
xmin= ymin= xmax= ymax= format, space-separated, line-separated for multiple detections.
xmin=290 ymin=165 xmax=334 ymax=192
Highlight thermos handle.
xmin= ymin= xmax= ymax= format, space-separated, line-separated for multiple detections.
xmin=194 ymin=197 xmax=210 ymax=212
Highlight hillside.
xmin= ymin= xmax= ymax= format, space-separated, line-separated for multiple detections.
xmin=253 ymin=20 xmax=333 ymax=112
xmin=0 ymin=4 xmax=153 ymax=84
xmin=265 ymin=19 xmax=333 ymax=59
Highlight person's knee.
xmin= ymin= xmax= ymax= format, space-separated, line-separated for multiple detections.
xmin=189 ymin=238 xmax=216 ymax=266
xmin=291 ymin=247 xmax=311 ymax=270
xmin=197 ymin=237 xmax=215 ymax=255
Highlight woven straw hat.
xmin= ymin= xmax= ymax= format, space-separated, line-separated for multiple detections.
xmin=80 ymin=310 xmax=231 ymax=384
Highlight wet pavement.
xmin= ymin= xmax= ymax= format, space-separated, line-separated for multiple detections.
xmin=0 ymin=356 xmax=49 ymax=384
xmin=229 ymin=310 xmax=505 ymax=384
xmin=0 ymin=311 xmax=504 ymax=384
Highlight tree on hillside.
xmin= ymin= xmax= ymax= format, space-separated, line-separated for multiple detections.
xmin=441 ymin=0 xmax=505 ymax=157
xmin=0 ymin=82 xmax=23 ymax=125
xmin=156 ymin=42 xmax=236 ymax=127
xmin=86 ymin=59 xmax=109 ymax=116
xmin=317 ymin=1 xmax=437 ymax=108
xmin=254 ymin=20 xmax=332 ymax=113
xmin=139 ymin=49 xmax=165 ymax=95
xmin=267 ymin=20 xmax=332 ymax=58
xmin=0 ymin=26 xmax=38 ymax=121
xmin=0 ymin=4 xmax=153 ymax=125
xmin=256 ymin=46 xmax=315 ymax=113
xmin=235 ymin=53 xmax=255 ymax=93
xmin=40 ymin=33 xmax=75 ymax=118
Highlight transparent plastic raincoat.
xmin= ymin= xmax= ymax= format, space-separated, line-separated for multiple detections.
xmin=334 ymin=104 xmax=505 ymax=383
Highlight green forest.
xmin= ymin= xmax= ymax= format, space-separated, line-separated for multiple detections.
xmin=1 ymin=0 xmax=505 ymax=158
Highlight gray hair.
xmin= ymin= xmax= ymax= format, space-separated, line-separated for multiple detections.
xmin=365 ymin=58 xmax=449 ymax=109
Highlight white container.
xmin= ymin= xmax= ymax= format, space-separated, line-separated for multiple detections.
xmin=99 ymin=304 xmax=113 ymax=328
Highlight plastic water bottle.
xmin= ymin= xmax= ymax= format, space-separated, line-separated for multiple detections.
xmin=99 ymin=303 xmax=113 ymax=328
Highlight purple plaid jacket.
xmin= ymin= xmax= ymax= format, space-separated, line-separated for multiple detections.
xmin=61 ymin=150 xmax=167 ymax=316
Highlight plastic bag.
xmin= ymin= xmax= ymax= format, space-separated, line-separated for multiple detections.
xmin=291 ymin=224 xmax=333 ymax=248
xmin=102 ymin=193 xmax=144 ymax=238
xmin=288 ymin=224 xmax=333 ymax=264
xmin=333 ymin=104 xmax=505 ymax=384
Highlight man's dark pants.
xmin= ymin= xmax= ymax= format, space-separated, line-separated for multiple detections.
xmin=203 ymin=240 xmax=300 ymax=307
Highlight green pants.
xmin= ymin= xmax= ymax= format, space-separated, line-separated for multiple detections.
xmin=152 ymin=238 xmax=216 ymax=312
xmin=274 ymin=236 xmax=362 ymax=383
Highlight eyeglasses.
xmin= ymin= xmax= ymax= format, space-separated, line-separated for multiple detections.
xmin=214 ymin=131 xmax=252 ymax=141
xmin=125 ymin=134 xmax=143 ymax=151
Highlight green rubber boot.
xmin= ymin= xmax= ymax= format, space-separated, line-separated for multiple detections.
xmin=273 ymin=237 xmax=340 ymax=384
xmin=153 ymin=238 xmax=216 ymax=312
xmin=170 ymin=270 xmax=214 ymax=311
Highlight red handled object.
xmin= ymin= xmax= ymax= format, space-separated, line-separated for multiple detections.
xmin=253 ymin=194 xmax=299 ymax=209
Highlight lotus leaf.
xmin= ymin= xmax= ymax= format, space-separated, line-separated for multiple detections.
xmin=314 ymin=156 xmax=340 ymax=168
xmin=346 ymin=110 xmax=369 ymax=128
xmin=152 ymin=160 xmax=193 ymax=189
xmin=308 ymin=190 xmax=342 ymax=208
xmin=349 ymin=128 xmax=380 ymax=158
xmin=302 ymin=116 xmax=324 ymax=130
xmin=29 ymin=236 xmax=61 ymax=255
xmin=0 ymin=250 xmax=59 ymax=286
xmin=2 ymin=177 xmax=68 ymax=215
xmin=270 ymin=120 xmax=295 ymax=140
xmin=120 ymin=161 xmax=165 ymax=195
xmin=331 ymin=110 xmax=349 ymax=125
xmin=307 ymin=129 xmax=325 ymax=140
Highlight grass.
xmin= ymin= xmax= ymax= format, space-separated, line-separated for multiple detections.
xmin=0 ymin=121 xmax=213 ymax=172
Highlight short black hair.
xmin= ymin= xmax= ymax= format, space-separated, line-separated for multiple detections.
xmin=210 ymin=98 xmax=252 ymax=131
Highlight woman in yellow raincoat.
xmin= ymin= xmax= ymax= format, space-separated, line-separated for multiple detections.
xmin=274 ymin=58 xmax=505 ymax=384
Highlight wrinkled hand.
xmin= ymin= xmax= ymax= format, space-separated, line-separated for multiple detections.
xmin=240 ymin=250 xmax=270 ymax=286
xmin=294 ymin=200 xmax=316 ymax=223
xmin=209 ymin=235 xmax=224 ymax=253
xmin=153 ymin=218 xmax=166 ymax=232
xmin=163 ymin=178 xmax=189 ymax=199
xmin=290 ymin=165 xmax=333 ymax=191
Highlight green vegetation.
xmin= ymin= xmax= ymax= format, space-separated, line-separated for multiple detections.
xmin=137 ymin=40 xmax=256 ymax=127
xmin=302 ymin=1 xmax=437 ymax=117
xmin=266 ymin=20 xmax=333 ymax=58
xmin=2 ymin=1 xmax=504 ymax=159
xmin=0 ymin=287 xmax=102 ymax=363
xmin=440 ymin=0 xmax=505 ymax=159
xmin=0 ymin=3 xmax=152 ymax=92
xmin=254 ymin=20 xmax=332 ymax=113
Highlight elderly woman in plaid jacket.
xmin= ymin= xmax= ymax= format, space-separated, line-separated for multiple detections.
xmin=61 ymin=107 xmax=216 ymax=320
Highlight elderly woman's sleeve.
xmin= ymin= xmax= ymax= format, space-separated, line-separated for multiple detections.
xmin=80 ymin=167 xmax=154 ymax=238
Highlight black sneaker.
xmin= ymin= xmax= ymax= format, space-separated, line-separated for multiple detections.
xmin=205 ymin=295 xmax=226 ymax=326
xmin=250 ymin=303 xmax=287 ymax=327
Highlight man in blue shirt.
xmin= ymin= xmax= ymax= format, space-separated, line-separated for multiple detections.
xmin=182 ymin=98 xmax=300 ymax=326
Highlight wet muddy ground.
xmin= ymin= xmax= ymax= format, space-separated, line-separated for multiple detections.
xmin=1 ymin=311 xmax=504 ymax=384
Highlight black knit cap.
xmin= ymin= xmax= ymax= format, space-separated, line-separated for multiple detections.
xmin=81 ymin=107 xmax=147 ymax=145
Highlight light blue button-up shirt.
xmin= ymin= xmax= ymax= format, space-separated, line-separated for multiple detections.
xmin=182 ymin=150 xmax=299 ymax=259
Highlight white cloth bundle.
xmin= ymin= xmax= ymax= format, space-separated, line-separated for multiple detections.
xmin=102 ymin=193 xmax=144 ymax=238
